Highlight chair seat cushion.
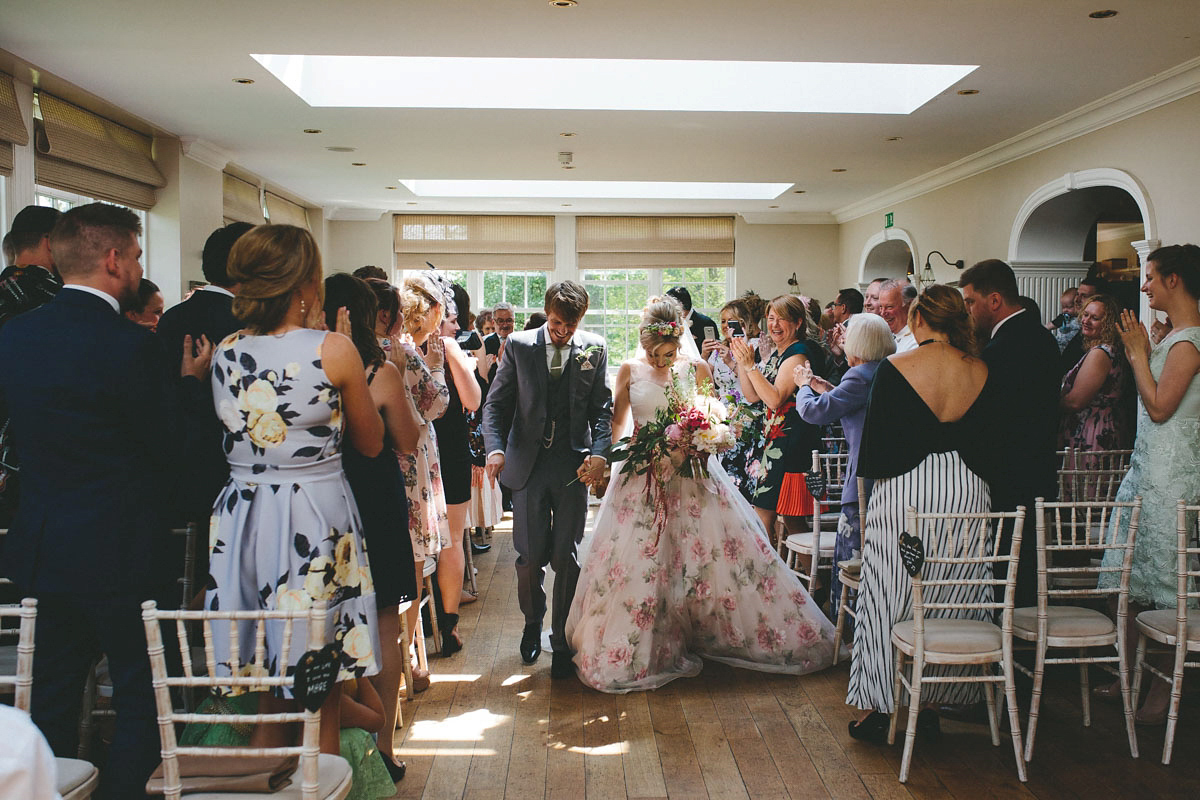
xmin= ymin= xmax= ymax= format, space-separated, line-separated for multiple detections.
xmin=784 ymin=532 xmax=835 ymax=555
xmin=892 ymin=618 xmax=1002 ymax=656
xmin=183 ymin=754 xmax=352 ymax=799
xmin=1012 ymin=606 xmax=1116 ymax=641
xmin=1136 ymin=609 xmax=1200 ymax=645
xmin=56 ymin=758 xmax=98 ymax=799
xmin=837 ymin=558 xmax=861 ymax=576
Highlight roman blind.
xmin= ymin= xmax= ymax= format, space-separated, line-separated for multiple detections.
xmin=0 ymin=72 xmax=29 ymax=177
xmin=393 ymin=214 xmax=555 ymax=269
xmin=576 ymin=216 xmax=735 ymax=269
xmin=265 ymin=191 xmax=310 ymax=230
xmin=33 ymin=92 xmax=165 ymax=209
xmin=222 ymin=172 xmax=266 ymax=226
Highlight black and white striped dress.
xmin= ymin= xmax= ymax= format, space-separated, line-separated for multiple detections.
xmin=846 ymin=359 xmax=997 ymax=713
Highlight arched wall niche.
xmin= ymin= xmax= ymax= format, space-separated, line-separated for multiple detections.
xmin=857 ymin=228 xmax=917 ymax=288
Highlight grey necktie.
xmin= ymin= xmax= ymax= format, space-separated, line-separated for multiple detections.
xmin=550 ymin=345 xmax=564 ymax=379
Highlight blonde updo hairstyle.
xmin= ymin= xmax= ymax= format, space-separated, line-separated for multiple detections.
xmin=908 ymin=283 xmax=978 ymax=356
xmin=639 ymin=295 xmax=686 ymax=355
xmin=228 ymin=224 xmax=323 ymax=334
xmin=399 ymin=275 xmax=443 ymax=338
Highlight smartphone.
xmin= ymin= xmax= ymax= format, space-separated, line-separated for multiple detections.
xmin=456 ymin=330 xmax=483 ymax=351
xmin=727 ymin=319 xmax=744 ymax=337
xmin=703 ymin=325 xmax=717 ymax=341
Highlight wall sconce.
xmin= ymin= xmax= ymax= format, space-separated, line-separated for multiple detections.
xmin=787 ymin=272 xmax=799 ymax=290
xmin=922 ymin=250 xmax=964 ymax=288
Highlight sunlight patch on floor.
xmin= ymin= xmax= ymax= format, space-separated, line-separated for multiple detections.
xmin=408 ymin=709 xmax=509 ymax=741
xmin=501 ymin=673 xmax=531 ymax=687
xmin=428 ymin=673 xmax=482 ymax=683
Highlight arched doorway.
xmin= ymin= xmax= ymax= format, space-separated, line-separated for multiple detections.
xmin=858 ymin=228 xmax=917 ymax=287
xmin=1009 ymin=168 xmax=1157 ymax=321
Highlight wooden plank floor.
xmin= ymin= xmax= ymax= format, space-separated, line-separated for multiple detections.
xmin=391 ymin=512 xmax=1200 ymax=800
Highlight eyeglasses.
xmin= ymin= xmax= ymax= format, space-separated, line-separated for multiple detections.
xmin=494 ymin=316 xmax=515 ymax=324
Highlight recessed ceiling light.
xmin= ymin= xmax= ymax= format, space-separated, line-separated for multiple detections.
xmin=351 ymin=162 xmax=366 ymax=166
xmin=232 ymin=78 xmax=255 ymax=84
xmin=406 ymin=201 xmax=418 ymax=205
xmin=252 ymin=55 xmax=978 ymax=114
xmin=559 ymin=132 xmax=576 ymax=137
xmin=885 ymin=136 xmax=903 ymax=141
xmin=768 ymin=205 xmax=780 ymax=208
xmin=561 ymin=203 xmax=573 ymax=207
xmin=385 ymin=186 xmax=396 ymax=190
xmin=561 ymin=165 xmax=575 ymax=170
xmin=302 ymin=128 xmax=322 ymax=134
xmin=1089 ymin=10 xmax=1118 ymax=19
xmin=400 ymin=179 xmax=792 ymax=200
xmin=832 ymin=168 xmax=847 ymax=173
xmin=326 ymin=146 xmax=356 ymax=152
xmin=957 ymin=89 xmax=980 ymax=95
xmin=793 ymin=189 xmax=806 ymax=194
xmin=549 ymin=0 xmax=578 ymax=6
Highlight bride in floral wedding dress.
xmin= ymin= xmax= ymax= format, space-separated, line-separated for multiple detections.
xmin=566 ymin=297 xmax=837 ymax=693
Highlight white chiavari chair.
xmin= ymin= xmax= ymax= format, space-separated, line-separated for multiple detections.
xmin=140 ymin=599 xmax=352 ymax=800
xmin=782 ymin=450 xmax=849 ymax=599
xmin=833 ymin=477 xmax=867 ymax=665
xmin=1013 ymin=497 xmax=1141 ymax=761
xmin=1132 ymin=500 xmax=1200 ymax=765
xmin=889 ymin=506 xmax=1028 ymax=783
xmin=1 ymin=598 xmax=101 ymax=800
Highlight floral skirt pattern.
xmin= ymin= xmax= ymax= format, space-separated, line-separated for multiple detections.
xmin=397 ymin=426 xmax=449 ymax=562
xmin=566 ymin=456 xmax=838 ymax=693
xmin=205 ymin=461 xmax=380 ymax=698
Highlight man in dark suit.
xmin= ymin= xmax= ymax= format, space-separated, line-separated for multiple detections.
xmin=156 ymin=222 xmax=252 ymax=524
xmin=960 ymin=259 xmax=1060 ymax=609
xmin=480 ymin=303 xmax=517 ymax=510
xmin=666 ymin=286 xmax=718 ymax=355
xmin=0 ymin=203 xmax=210 ymax=799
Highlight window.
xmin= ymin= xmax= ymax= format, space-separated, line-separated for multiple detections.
xmin=395 ymin=268 xmax=548 ymax=331
xmin=35 ymin=184 xmax=149 ymax=271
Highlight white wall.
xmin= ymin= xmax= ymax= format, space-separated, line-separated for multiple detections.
xmin=734 ymin=219 xmax=841 ymax=304
xmin=326 ymin=217 xmax=394 ymax=274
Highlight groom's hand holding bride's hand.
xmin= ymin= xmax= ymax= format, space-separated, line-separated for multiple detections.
xmin=576 ymin=455 xmax=606 ymax=486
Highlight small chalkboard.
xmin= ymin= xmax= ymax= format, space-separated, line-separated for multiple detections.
xmin=898 ymin=532 xmax=925 ymax=577
xmin=293 ymin=643 xmax=341 ymax=712
xmin=804 ymin=470 xmax=827 ymax=501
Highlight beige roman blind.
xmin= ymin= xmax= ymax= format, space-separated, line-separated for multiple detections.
xmin=223 ymin=173 xmax=266 ymax=226
xmin=265 ymin=191 xmax=310 ymax=230
xmin=576 ymin=216 xmax=735 ymax=269
xmin=393 ymin=214 xmax=555 ymax=269
xmin=0 ymin=73 xmax=29 ymax=177
xmin=33 ymin=92 xmax=165 ymax=209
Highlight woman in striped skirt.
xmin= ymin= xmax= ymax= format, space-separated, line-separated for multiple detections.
xmin=846 ymin=285 xmax=998 ymax=743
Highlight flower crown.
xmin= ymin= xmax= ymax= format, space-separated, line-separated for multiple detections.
xmin=643 ymin=320 xmax=683 ymax=337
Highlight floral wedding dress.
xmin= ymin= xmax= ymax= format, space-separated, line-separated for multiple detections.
xmin=566 ymin=359 xmax=838 ymax=693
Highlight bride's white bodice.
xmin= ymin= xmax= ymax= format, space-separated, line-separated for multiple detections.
xmin=627 ymin=360 xmax=695 ymax=425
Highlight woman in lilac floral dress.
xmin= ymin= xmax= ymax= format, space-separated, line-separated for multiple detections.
xmin=566 ymin=298 xmax=837 ymax=693
xmin=1059 ymin=294 xmax=1132 ymax=480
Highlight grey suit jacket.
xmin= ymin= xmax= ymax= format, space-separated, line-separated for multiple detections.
xmin=481 ymin=325 xmax=614 ymax=491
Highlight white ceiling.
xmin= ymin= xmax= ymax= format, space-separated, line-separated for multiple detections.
xmin=2 ymin=0 xmax=1198 ymax=217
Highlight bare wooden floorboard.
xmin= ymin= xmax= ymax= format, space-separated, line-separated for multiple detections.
xmin=387 ymin=515 xmax=1200 ymax=800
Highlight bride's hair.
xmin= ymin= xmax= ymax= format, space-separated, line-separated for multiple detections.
xmin=639 ymin=295 xmax=686 ymax=354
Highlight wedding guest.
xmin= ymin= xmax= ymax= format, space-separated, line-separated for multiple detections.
xmin=323 ymin=273 xmax=419 ymax=781
xmin=523 ymin=311 xmax=547 ymax=331
xmin=1097 ymin=244 xmax=1200 ymax=723
xmin=1061 ymin=275 xmax=1108 ymax=374
xmin=0 ymin=202 xmax=211 ymax=796
xmin=206 ymin=224 xmax=384 ymax=756
xmin=667 ymin=285 xmax=718 ymax=356
xmin=732 ymin=296 xmax=822 ymax=562
xmin=795 ymin=314 xmax=895 ymax=627
xmin=1059 ymin=294 xmax=1132 ymax=477
xmin=475 ymin=307 xmax=495 ymax=335
xmin=430 ymin=279 xmax=482 ymax=652
xmin=124 ymin=277 xmax=164 ymax=331
xmin=702 ymin=299 xmax=762 ymax=498
xmin=863 ymin=278 xmax=887 ymax=316
xmin=702 ymin=298 xmax=759 ymax=399
xmin=846 ymin=284 xmax=994 ymax=743
xmin=1048 ymin=286 xmax=1080 ymax=351
xmin=961 ymin=259 xmax=1060 ymax=608
xmin=354 ymin=265 xmax=388 ymax=282
xmin=878 ymin=279 xmax=917 ymax=352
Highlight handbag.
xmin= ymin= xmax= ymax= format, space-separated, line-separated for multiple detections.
xmin=145 ymin=753 xmax=299 ymax=794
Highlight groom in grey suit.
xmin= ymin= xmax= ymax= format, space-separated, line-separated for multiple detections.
xmin=483 ymin=281 xmax=613 ymax=677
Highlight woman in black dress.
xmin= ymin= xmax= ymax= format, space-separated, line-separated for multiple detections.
xmin=324 ymin=273 xmax=420 ymax=779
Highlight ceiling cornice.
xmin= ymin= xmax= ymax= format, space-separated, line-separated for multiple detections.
xmin=833 ymin=55 xmax=1200 ymax=224
xmin=180 ymin=136 xmax=230 ymax=171
xmin=739 ymin=211 xmax=837 ymax=225
xmin=326 ymin=207 xmax=388 ymax=221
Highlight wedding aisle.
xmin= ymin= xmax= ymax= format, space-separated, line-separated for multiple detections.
xmin=390 ymin=512 xmax=1200 ymax=800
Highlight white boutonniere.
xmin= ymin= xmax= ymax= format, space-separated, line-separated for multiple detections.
xmin=576 ymin=344 xmax=602 ymax=371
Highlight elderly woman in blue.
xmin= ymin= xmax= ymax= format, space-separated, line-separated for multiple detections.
xmin=794 ymin=313 xmax=896 ymax=621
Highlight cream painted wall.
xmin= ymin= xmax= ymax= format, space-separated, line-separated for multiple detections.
xmin=838 ymin=92 xmax=1200 ymax=288
xmin=148 ymin=145 xmax=224 ymax=303
xmin=326 ymin=217 xmax=394 ymax=274
xmin=734 ymin=219 xmax=841 ymax=304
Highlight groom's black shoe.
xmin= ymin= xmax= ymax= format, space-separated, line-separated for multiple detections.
xmin=551 ymin=650 xmax=574 ymax=680
xmin=520 ymin=624 xmax=542 ymax=664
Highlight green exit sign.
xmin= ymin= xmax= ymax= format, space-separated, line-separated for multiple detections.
xmin=884 ymin=212 xmax=894 ymax=228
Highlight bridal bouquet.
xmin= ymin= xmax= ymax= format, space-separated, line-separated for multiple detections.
xmin=609 ymin=373 xmax=735 ymax=536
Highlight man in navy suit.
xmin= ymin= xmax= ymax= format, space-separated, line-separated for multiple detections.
xmin=961 ymin=259 xmax=1060 ymax=609
xmin=0 ymin=203 xmax=211 ymax=799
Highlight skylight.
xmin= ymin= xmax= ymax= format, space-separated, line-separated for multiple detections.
xmin=398 ymin=180 xmax=793 ymax=200
xmin=251 ymin=55 xmax=977 ymax=114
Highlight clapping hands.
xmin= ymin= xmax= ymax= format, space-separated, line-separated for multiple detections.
xmin=181 ymin=334 xmax=213 ymax=379
xmin=1117 ymin=309 xmax=1151 ymax=362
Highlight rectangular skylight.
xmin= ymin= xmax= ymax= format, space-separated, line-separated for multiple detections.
xmin=252 ymin=55 xmax=976 ymax=114
xmin=399 ymin=180 xmax=793 ymax=200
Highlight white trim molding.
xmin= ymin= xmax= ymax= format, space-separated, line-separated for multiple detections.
xmin=858 ymin=227 xmax=918 ymax=286
xmin=179 ymin=137 xmax=230 ymax=171
xmin=738 ymin=211 xmax=838 ymax=225
xmin=325 ymin=206 xmax=387 ymax=221
xmin=834 ymin=56 xmax=1200 ymax=224
xmin=1007 ymin=168 xmax=1155 ymax=262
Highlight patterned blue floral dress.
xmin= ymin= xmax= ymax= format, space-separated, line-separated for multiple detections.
xmin=206 ymin=329 xmax=379 ymax=695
